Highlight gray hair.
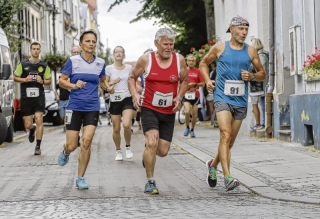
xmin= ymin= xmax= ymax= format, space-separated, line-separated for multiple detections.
xmin=250 ymin=38 xmax=264 ymax=51
xmin=155 ymin=28 xmax=175 ymax=42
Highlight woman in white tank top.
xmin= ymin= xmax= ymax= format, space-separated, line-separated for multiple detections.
xmin=105 ymin=46 xmax=135 ymax=161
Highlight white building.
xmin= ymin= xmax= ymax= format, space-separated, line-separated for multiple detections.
xmin=213 ymin=0 xmax=320 ymax=149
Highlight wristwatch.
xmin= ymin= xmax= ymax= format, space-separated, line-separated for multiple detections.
xmin=250 ymin=74 xmax=256 ymax=81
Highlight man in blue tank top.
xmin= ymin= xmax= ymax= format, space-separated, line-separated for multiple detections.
xmin=199 ymin=15 xmax=266 ymax=191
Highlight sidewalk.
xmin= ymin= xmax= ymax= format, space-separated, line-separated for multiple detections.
xmin=172 ymin=123 xmax=320 ymax=204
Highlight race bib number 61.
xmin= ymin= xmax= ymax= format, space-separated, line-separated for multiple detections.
xmin=152 ymin=91 xmax=173 ymax=107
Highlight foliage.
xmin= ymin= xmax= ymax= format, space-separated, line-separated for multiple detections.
xmin=99 ymin=48 xmax=113 ymax=66
xmin=189 ymin=35 xmax=220 ymax=67
xmin=42 ymin=53 xmax=68 ymax=71
xmin=303 ymin=46 xmax=320 ymax=79
xmin=108 ymin=0 xmax=208 ymax=56
xmin=0 ymin=0 xmax=25 ymax=52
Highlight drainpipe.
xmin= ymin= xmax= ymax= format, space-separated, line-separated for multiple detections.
xmin=266 ymin=0 xmax=275 ymax=138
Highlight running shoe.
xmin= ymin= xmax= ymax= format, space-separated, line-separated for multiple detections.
xmin=250 ymin=124 xmax=263 ymax=131
xmin=225 ymin=175 xmax=240 ymax=192
xmin=76 ymin=177 xmax=89 ymax=190
xmin=206 ymin=159 xmax=217 ymax=188
xmin=34 ymin=146 xmax=41 ymax=155
xmin=115 ymin=150 xmax=123 ymax=161
xmin=58 ymin=150 xmax=69 ymax=166
xmin=126 ymin=147 xmax=133 ymax=159
xmin=190 ymin=130 xmax=196 ymax=138
xmin=28 ymin=125 xmax=36 ymax=143
xmin=144 ymin=180 xmax=159 ymax=194
xmin=183 ymin=127 xmax=190 ymax=136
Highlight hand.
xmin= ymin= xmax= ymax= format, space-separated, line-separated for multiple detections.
xmin=206 ymin=80 xmax=215 ymax=93
xmin=132 ymin=93 xmax=144 ymax=110
xmin=114 ymin=77 xmax=121 ymax=84
xmin=36 ymin=75 xmax=43 ymax=84
xmin=172 ymin=96 xmax=182 ymax=113
xmin=241 ymin=69 xmax=253 ymax=81
xmin=55 ymin=96 xmax=60 ymax=101
xmin=25 ymin=75 xmax=33 ymax=82
xmin=75 ymin=80 xmax=86 ymax=89
xmin=107 ymin=85 xmax=114 ymax=94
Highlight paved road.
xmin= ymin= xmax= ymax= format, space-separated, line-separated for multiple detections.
xmin=0 ymin=118 xmax=319 ymax=218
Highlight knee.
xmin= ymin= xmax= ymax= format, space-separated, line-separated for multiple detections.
xmin=81 ymin=137 xmax=92 ymax=150
xmin=113 ymin=128 xmax=121 ymax=134
xmin=157 ymin=147 xmax=169 ymax=157
xmin=35 ymin=116 xmax=43 ymax=124
xmin=122 ymin=123 xmax=131 ymax=130
xmin=220 ymin=130 xmax=232 ymax=143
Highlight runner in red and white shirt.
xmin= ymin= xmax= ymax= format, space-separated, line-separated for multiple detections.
xmin=128 ymin=27 xmax=188 ymax=195
xmin=183 ymin=55 xmax=205 ymax=138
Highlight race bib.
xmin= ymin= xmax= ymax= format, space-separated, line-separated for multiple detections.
xmin=65 ymin=110 xmax=73 ymax=125
xmin=26 ymin=87 xmax=39 ymax=97
xmin=224 ymin=80 xmax=245 ymax=96
xmin=184 ymin=92 xmax=195 ymax=100
xmin=110 ymin=90 xmax=125 ymax=102
xmin=152 ymin=91 xmax=173 ymax=107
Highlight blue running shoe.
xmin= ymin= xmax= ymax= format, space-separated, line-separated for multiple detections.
xmin=206 ymin=159 xmax=217 ymax=188
xmin=144 ymin=180 xmax=159 ymax=194
xmin=58 ymin=150 xmax=69 ymax=166
xmin=76 ymin=177 xmax=89 ymax=190
xmin=190 ymin=130 xmax=196 ymax=138
xmin=183 ymin=127 xmax=190 ymax=136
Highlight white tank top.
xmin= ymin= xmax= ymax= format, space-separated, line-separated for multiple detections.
xmin=105 ymin=64 xmax=133 ymax=98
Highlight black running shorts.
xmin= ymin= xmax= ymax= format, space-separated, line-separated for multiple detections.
xmin=109 ymin=97 xmax=135 ymax=115
xmin=65 ymin=110 xmax=99 ymax=131
xmin=21 ymin=94 xmax=45 ymax=116
xmin=141 ymin=106 xmax=175 ymax=142
xmin=183 ymin=97 xmax=200 ymax=106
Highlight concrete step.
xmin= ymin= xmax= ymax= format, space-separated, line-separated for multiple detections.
xmin=250 ymin=129 xmax=266 ymax=138
xmin=278 ymin=130 xmax=291 ymax=142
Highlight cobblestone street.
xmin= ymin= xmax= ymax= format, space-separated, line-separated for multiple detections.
xmin=0 ymin=118 xmax=319 ymax=218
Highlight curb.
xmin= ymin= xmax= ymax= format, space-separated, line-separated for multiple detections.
xmin=171 ymin=134 xmax=320 ymax=205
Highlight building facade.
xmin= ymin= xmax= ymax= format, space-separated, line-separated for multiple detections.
xmin=213 ymin=0 xmax=320 ymax=149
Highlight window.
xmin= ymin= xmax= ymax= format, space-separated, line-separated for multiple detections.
xmin=31 ymin=15 xmax=35 ymax=40
xmin=36 ymin=18 xmax=39 ymax=40
xmin=289 ymin=25 xmax=302 ymax=75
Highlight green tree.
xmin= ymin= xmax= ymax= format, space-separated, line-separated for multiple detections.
xmin=0 ymin=0 xmax=25 ymax=52
xmin=99 ymin=48 xmax=113 ymax=66
xmin=108 ymin=0 xmax=208 ymax=56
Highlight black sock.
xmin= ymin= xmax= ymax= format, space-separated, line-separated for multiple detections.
xmin=30 ymin=126 xmax=35 ymax=135
xmin=36 ymin=139 xmax=41 ymax=147
xmin=126 ymin=145 xmax=130 ymax=148
xmin=186 ymin=125 xmax=190 ymax=129
xmin=191 ymin=128 xmax=194 ymax=131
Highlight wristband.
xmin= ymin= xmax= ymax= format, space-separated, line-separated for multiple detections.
xmin=177 ymin=95 xmax=183 ymax=101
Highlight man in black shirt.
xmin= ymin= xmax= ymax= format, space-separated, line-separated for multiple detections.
xmin=55 ymin=79 xmax=70 ymax=131
xmin=14 ymin=41 xmax=51 ymax=155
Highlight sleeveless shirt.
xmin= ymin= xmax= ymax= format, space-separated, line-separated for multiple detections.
xmin=142 ymin=52 xmax=180 ymax=114
xmin=214 ymin=41 xmax=251 ymax=107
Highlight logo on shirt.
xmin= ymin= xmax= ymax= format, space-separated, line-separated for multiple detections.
xmin=170 ymin=75 xmax=178 ymax=83
xmin=189 ymin=73 xmax=198 ymax=77
xmin=38 ymin=66 xmax=44 ymax=73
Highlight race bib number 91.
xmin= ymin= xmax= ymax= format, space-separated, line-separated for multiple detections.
xmin=224 ymin=80 xmax=245 ymax=96
xmin=152 ymin=91 xmax=173 ymax=107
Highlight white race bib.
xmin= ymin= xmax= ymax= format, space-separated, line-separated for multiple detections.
xmin=110 ymin=90 xmax=125 ymax=102
xmin=152 ymin=91 xmax=173 ymax=107
xmin=224 ymin=80 xmax=245 ymax=96
xmin=65 ymin=110 xmax=73 ymax=125
xmin=26 ymin=87 xmax=39 ymax=97
xmin=184 ymin=92 xmax=195 ymax=100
